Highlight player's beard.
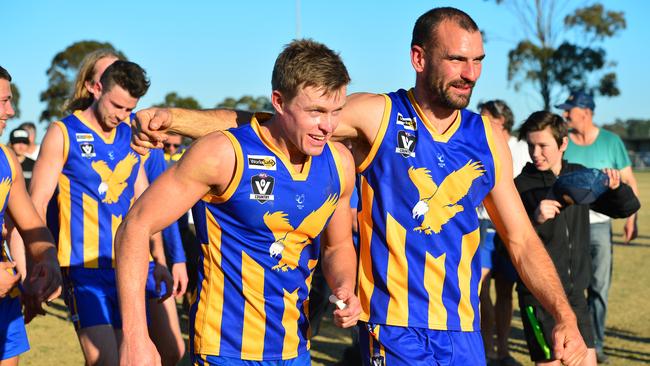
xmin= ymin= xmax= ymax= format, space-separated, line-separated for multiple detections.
xmin=431 ymin=75 xmax=475 ymax=110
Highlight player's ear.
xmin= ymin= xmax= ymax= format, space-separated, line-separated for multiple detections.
xmin=271 ymin=90 xmax=286 ymax=115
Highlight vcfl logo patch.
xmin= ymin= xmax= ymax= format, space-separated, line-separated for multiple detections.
xmin=250 ymin=173 xmax=275 ymax=203
xmin=79 ymin=142 xmax=96 ymax=158
xmin=395 ymin=131 xmax=416 ymax=158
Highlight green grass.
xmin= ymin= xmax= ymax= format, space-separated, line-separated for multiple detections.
xmin=20 ymin=171 xmax=650 ymax=365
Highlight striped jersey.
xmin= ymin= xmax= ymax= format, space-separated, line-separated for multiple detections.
xmin=357 ymin=89 xmax=500 ymax=331
xmin=190 ymin=115 xmax=344 ymax=361
xmin=52 ymin=111 xmax=140 ymax=268
xmin=0 ymin=145 xmax=19 ymax=298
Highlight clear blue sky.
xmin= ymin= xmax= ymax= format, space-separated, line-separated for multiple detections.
xmin=4 ymin=0 xmax=648 ymax=144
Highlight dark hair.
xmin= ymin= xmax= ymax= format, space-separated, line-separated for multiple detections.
xmin=412 ymin=7 xmax=479 ymax=48
xmin=0 ymin=66 xmax=12 ymax=82
xmin=519 ymin=111 xmax=568 ymax=147
xmin=100 ymin=60 xmax=150 ymax=99
xmin=477 ymin=99 xmax=515 ymax=133
xmin=65 ymin=50 xmax=122 ymax=112
xmin=271 ymin=39 xmax=350 ymax=102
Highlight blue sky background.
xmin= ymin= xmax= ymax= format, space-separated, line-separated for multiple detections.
xmin=4 ymin=1 xmax=648 ymax=144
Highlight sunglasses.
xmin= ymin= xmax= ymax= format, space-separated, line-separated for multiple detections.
xmin=164 ymin=143 xmax=181 ymax=148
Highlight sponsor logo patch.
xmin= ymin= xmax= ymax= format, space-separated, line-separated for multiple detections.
xmin=247 ymin=155 xmax=277 ymax=170
xmin=395 ymin=131 xmax=416 ymax=158
xmin=250 ymin=173 xmax=275 ymax=203
xmin=396 ymin=113 xmax=417 ymax=130
xmin=79 ymin=142 xmax=96 ymax=158
xmin=75 ymin=133 xmax=94 ymax=142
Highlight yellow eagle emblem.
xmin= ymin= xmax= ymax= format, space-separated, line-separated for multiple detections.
xmin=263 ymin=194 xmax=339 ymax=272
xmin=409 ymin=160 xmax=485 ymax=235
xmin=91 ymin=153 xmax=139 ymax=204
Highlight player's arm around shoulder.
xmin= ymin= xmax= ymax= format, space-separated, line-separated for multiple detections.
xmin=322 ymin=142 xmax=360 ymax=328
xmin=30 ymin=122 xmax=65 ymax=220
xmin=336 ymin=92 xmax=386 ymax=144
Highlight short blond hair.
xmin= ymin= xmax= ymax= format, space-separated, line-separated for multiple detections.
xmin=271 ymin=39 xmax=350 ymax=101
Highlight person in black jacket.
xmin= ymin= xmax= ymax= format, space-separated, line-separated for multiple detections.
xmin=515 ymin=111 xmax=640 ymax=366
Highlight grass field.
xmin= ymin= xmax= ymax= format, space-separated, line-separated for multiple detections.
xmin=20 ymin=171 xmax=650 ymax=365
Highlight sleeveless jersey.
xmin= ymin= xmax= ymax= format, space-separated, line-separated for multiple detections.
xmin=191 ymin=115 xmax=344 ymax=360
xmin=53 ymin=111 xmax=140 ymax=268
xmin=357 ymin=89 xmax=500 ymax=331
xmin=0 ymin=145 xmax=19 ymax=298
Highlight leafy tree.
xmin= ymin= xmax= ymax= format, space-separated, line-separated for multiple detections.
xmin=153 ymin=92 xmax=202 ymax=109
xmin=10 ymin=84 xmax=20 ymax=119
xmin=216 ymin=95 xmax=273 ymax=112
xmin=501 ymin=1 xmax=625 ymax=110
xmin=603 ymin=119 xmax=650 ymax=139
xmin=39 ymin=41 xmax=126 ymax=122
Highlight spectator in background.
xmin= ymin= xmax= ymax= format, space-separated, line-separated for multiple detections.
xmin=477 ymin=99 xmax=530 ymax=366
xmin=557 ymin=91 xmax=640 ymax=363
xmin=515 ymin=110 xmax=639 ymax=365
xmin=8 ymin=127 xmax=35 ymax=188
xmin=163 ymin=132 xmax=186 ymax=164
xmin=18 ymin=122 xmax=39 ymax=161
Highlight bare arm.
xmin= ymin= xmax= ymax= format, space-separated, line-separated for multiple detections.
xmin=131 ymin=107 xmax=253 ymax=154
xmin=484 ymin=121 xmax=586 ymax=366
xmin=131 ymin=92 xmax=387 ymax=159
xmin=619 ymin=166 xmax=639 ymax=243
xmin=30 ymin=123 xmax=65 ymax=222
xmin=5 ymin=150 xmax=61 ymax=320
xmin=116 ymin=131 xmax=235 ymax=364
xmin=320 ymin=143 xmax=360 ymax=328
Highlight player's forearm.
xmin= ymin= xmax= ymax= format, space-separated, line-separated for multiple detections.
xmin=169 ymin=108 xmax=252 ymax=139
xmin=115 ymin=221 xmax=151 ymax=339
xmin=321 ymin=241 xmax=357 ymax=292
xmin=511 ymin=235 xmax=576 ymax=323
xmin=148 ymin=231 xmax=166 ymax=266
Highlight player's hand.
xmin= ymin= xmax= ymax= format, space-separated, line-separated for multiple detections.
xmin=171 ymin=262 xmax=188 ymax=298
xmin=623 ymin=215 xmax=638 ymax=244
xmin=552 ymin=319 xmax=588 ymax=366
xmin=119 ymin=335 xmax=161 ymax=366
xmin=131 ymin=108 xmax=172 ymax=155
xmin=330 ymin=287 xmax=361 ymax=328
xmin=25 ymin=257 xmax=62 ymax=303
xmin=153 ymin=262 xmax=174 ymax=302
xmin=534 ymin=199 xmax=562 ymax=224
xmin=603 ymin=168 xmax=621 ymax=190
xmin=0 ymin=261 xmax=20 ymax=297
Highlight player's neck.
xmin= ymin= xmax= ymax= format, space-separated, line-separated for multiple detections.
xmin=81 ymin=105 xmax=114 ymax=138
xmin=412 ymin=86 xmax=459 ymax=135
xmin=261 ymin=117 xmax=308 ymax=172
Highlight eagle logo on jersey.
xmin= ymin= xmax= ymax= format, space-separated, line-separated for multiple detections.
xmin=91 ymin=153 xmax=139 ymax=204
xmin=0 ymin=177 xmax=11 ymax=210
xmin=263 ymin=194 xmax=339 ymax=271
xmin=408 ymin=160 xmax=485 ymax=234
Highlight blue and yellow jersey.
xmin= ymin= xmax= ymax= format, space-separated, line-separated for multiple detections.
xmin=0 ymin=144 xmax=20 ymax=298
xmin=357 ymin=89 xmax=500 ymax=331
xmin=190 ymin=115 xmax=344 ymax=361
xmin=53 ymin=111 xmax=141 ymax=269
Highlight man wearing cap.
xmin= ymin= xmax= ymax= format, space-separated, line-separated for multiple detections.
xmin=8 ymin=128 xmax=35 ymax=188
xmin=556 ymin=91 xmax=640 ymax=363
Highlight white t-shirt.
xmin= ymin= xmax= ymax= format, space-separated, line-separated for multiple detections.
xmin=509 ymin=136 xmax=531 ymax=178
xmin=24 ymin=144 xmax=41 ymax=161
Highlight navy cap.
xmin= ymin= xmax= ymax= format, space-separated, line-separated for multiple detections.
xmin=551 ymin=168 xmax=608 ymax=205
xmin=555 ymin=91 xmax=595 ymax=111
